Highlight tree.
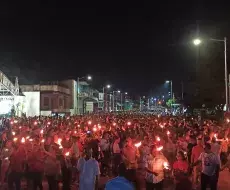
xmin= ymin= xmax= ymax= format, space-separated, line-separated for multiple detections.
xmin=166 ymin=98 xmax=176 ymax=107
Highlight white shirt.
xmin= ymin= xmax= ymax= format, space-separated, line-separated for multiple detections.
xmin=145 ymin=153 xmax=168 ymax=183
xmin=198 ymin=152 xmax=220 ymax=176
xmin=77 ymin=157 xmax=100 ymax=190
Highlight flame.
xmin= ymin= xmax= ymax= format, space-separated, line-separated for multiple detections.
xmin=227 ymin=119 xmax=230 ymax=123
xmin=29 ymin=139 xmax=33 ymax=142
xmin=5 ymin=157 xmax=9 ymax=160
xmin=113 ymin=123 xmax=116 ymax=126
xmin=13 ymin=137 xmax=18 ymax=142
xmin=98 ymin=125 xmax=101 ymax=129
xmin=156 ymin=136 xmax=161 ymax=142
xmin=127 ymin=122 xmax=131 ymax=126
xmin=26 ymin=136 xmax=30 ymax=139
xmin=59 ymin=145 xmax=63 ymax=149
xmin=93 ymin=127 xmax=97 ymax=132
xmin=214 ymin=133 xmax=218 ymax=139
xmin=47 ymin=122 xmax=51 ymax=125
xmin=14 ymin=120 xmax=18 ymax=124
xmin=34 ymin=121 xmax=38 ymax=125
xmin=41 ymin=139 xmax=45 ymax=143
xmin=12 ymin=131 xmax=16 ymax=136
xmin=160 ymin=124 xmax=164 ymax=129
xmin=74 ymin=131 xmax=77 ymax=134
xmin=163 ymin=162 xmax=169 ymax=169
xmin=134 ymin=141 xmax=142 ymax=148
xmin=57 ymin=138 xmax=62 ymax=145
xmin=65 ymin=152 xmax=70 ymax=156
xmin=88 ymin=121 xmax=92 ymax=125
xmin=78 ymin=125 xmax=80 ymax=127
xmin=157 ymin=146 xmax=163 ymax=151
xmin=167 ymin=131 xmax=170 ymax=135
xmin=21 ymin=137 xmax=25 ymax=143
xmin=40 ymin=129 xmax=43 ymax=134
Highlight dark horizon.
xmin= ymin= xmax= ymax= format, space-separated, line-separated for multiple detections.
xmin=0 ymin=2 xmax=229 ymax=103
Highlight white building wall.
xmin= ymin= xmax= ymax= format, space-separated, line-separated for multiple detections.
xmin=23 ymin=91 xmax=40 ymax=116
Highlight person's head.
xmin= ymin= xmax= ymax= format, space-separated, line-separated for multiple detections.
xmin=125 ymin=137 xmax=132 ymax=147
xmin=84 ymin=148 xmax=93 ymax=159
xmin=103 ymin=132 xmax=109 ymax=140
xmin=204 ymin=143 xmax=211 ymax=153
xmin=176 ymin=151 xmax=186 ymax=161
xmin=32 ymin=143 xmax=40 ymax=152
xmin=197 ymin=137 xmax=202 ymax=145
xmin=150 ymin=145 xmax=159 ymax=157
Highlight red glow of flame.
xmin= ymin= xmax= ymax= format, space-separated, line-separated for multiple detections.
xmin=157 ymin=146 xmax=163 ymax=151
xmin=163 ymin=162 xmax=169 ymax=169
xmin=57 ymin=138 xmax=62 ymax=145
xmin=156 ymin=136 xmax=161 ymax=141
xmin=21 ymin=137 xmax=25 ymax=143
xmin=65 ymin=152 xmax=70 ymax=156
xmin=135 ymin=142 xmax=142 ymax=148
xmin=13 ymin=138 xmax=18 ymax=142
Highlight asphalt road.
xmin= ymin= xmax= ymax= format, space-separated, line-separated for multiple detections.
xmin=1 ymin=169 xmax=229 ymax=189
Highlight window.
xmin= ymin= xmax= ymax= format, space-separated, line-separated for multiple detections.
xmin=43 ymin=97 xmax=49 ymax=107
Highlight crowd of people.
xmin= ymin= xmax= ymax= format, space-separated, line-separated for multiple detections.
xmin=0 ymin=113 xmax=229 ymax=190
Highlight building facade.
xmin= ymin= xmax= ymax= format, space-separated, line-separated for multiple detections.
xmin=20 ymin=83 xmax=71 ymax=116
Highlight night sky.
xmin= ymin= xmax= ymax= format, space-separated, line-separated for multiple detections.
xmin=0 ymin=1 xmax=230 ymax=96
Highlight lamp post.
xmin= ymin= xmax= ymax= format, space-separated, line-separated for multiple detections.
xmin=103 ymin=85 xmax=111 ymax=112
xmin=76 ymin=75 xmax=92 ymax=115
xmin=112 ymin=90 xmax=120 ymax=111
xmin=193 ymin=37 xmax=228 ymax=110
xmin=121 ymin=92 xmax=128 ymax=111
xmin=165 ymin=80 xmax=173 ymax=100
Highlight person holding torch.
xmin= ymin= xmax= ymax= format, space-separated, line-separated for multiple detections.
xmin=145 ymin=145 xmax=168 ymax=190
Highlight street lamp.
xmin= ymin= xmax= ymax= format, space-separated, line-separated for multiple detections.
xmin=103 ymin=85 xmax=111 ymax=112
xmin=76 ymin=75 xmax=92 ymax=114
xmin=193 ymin=39 xmax=202 ymax=46
xmin=112 ymin=90 xmax=120 ymax=111
xmin=193 ymin=37 xmax=228 ymax=110
xmin=120 ymin=92 xmax=128 ymax=111
xmin=165 ymin=80 xmax=173 ymax=100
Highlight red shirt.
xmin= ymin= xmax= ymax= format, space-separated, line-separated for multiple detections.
xmin=10 ymin=149 xmax=26 ymax=172
xmin=27 ymin=150 xmax=44 ymax=172
xmin=173 ymin=160 xmax=189 ymax=172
